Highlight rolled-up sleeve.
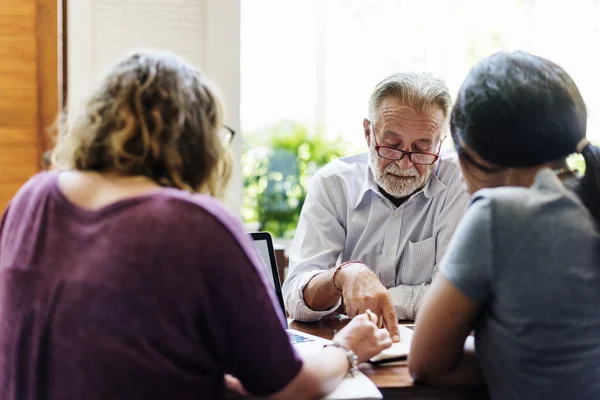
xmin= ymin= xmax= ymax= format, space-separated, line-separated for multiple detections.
xmin=282 ymin=175 xmax=345 ymax=321
xmin=284 ymin=270 xmax=342 ymax=321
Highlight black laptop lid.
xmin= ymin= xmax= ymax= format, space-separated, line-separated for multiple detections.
xmin=249 ymin=232 xmax=286 ymax=316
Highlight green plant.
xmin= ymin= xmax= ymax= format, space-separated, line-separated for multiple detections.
xmin=242 ymin=120 xmax=349 ymax=238
xmin=567 ymin=153 xmax=586 ymax=175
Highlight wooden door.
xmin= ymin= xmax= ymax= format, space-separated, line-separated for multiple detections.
xmin=0 ymin=0 xmax=60 ymax=211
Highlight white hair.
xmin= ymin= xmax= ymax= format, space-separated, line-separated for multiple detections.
xmin=367 ymin=72 xmax=452 ymax=125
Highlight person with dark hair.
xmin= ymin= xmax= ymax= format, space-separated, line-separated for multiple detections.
xmin=0 ymin=50 xmax=392 ymax=400
xmin=408 ymin=51 xmax=600 ymax=399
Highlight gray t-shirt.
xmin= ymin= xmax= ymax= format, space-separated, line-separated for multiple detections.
xmin=441 ymin=169 xmax=600 ymax=400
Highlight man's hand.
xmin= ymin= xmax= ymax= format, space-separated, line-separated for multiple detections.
xmin=337 ymin=263 xmax=400 ymax=342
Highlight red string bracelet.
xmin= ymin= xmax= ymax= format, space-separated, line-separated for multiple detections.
xmin=332 ymin=260 xmax=364 ymax=291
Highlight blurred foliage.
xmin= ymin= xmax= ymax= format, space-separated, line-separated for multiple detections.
xmin=566 ymin=140 xmax=600 ymax=174
xmin=567 ymin=153 xmax=586 ymax=175
xmin=242 ymin=120 xmax=350 ymax=238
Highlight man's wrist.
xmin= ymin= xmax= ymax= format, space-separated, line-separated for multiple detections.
xmin=332 ymin=261 xmax=365 ymax=292
xmin=334 ymin=262 xmax=369 ymax=291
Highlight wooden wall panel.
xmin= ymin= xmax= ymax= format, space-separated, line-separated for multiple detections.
xmin=0 ymin=4 xmax=35 ymax=36
xmin=36 ymin=0 xmax=59 ymax=153
xmin=0 ymin=0 xmax=59 ymax=211
xmin=0 ymin=183 xmax=26 ymax=210
xmin=0 ymin=128 xmax=38 ymax=145
xmin=0 ymin=147 xmax=39 ymax=182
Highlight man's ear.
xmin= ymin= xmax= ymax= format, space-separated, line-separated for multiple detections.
xmin=363 ymin=119 xmax=371 ymax=146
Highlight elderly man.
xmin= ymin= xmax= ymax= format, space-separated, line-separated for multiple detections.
xmin=282 ymin=72 xmax=469 ymax=339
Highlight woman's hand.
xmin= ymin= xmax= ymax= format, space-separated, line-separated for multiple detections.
xmin=332 ymin=312 xmax=392 ymax=363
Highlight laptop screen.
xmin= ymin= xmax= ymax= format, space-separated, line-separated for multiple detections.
xmin=253 ymin=238 xmax=277 ymax=292
xmin=249 ymin=232 xmax=286 ymax=316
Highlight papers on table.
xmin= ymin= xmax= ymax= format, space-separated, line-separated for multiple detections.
xmin=325 ymin=371 xmax=382 ymax=400
xmin=289 ymin=322 xmax=416 ymax=399
xmin=369 ymin=325 xmax=414 ymax=364
xmin=326 ymin=324 xmax=415 ymax=399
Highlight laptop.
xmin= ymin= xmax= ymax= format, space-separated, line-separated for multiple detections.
xmin=249 ymin=232 xmax=331 ymax=356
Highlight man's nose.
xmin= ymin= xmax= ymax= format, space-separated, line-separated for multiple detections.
xmin=395 ymin=153 xmax=414 ymax=169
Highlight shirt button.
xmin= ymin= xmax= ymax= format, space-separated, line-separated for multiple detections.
xmin=386 ymin=250 xmax=393 ymax=257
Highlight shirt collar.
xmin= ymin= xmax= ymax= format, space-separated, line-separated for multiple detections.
xmin=353 ymin=162 xmax=447 ymax=209
xmin=354 ymin=166 xmax=376 ymax=209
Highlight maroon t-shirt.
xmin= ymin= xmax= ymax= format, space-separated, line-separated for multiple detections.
xmin=0 ymin=171 xmax=302 ymax=399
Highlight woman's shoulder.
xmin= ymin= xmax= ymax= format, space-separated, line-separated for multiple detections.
xmin=157 ymin=189 xmax=238 ymax=227
xmin=149 ymin=190 xmax=255 ymax=255
xmin=470 ymin=168 xmax=587 ymax=225
xmin=6 ymin=171 xmax=59 ymax=210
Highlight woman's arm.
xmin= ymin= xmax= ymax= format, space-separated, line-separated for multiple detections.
xmin=408 ymin=274 xmax=486 ymax=386
xmin=224 ymin=348 xmax=353 ymax=400
xmin=267 ymin=313 xmax=392 ymax=400
xmin=266 ymin=346 xmax=352 ymax=400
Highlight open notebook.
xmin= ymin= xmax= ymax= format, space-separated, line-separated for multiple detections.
xmin=325 ymin=372 xmax=382 ymax=400
xmin=369 ymin=324 xmax=414 ymax=366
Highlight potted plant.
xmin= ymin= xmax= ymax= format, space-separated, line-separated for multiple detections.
xmin=242 ymin=120 xmax=349 ymax=238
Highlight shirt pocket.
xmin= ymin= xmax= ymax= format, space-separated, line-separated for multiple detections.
xmin=399 ymin=236 xmax=436 ymax=285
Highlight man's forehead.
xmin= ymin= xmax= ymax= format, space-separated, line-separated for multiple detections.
xmin=377 ymin=112 xmax=443 ymax=136
xmin=374 ymin=97 xmax=443 ymax=134
xmin=377 ymin=98 xmax=445 ymax=122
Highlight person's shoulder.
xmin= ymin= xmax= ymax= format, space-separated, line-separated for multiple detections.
xmin=9 ymin=170 xmax=58 ymax=207
xmin=316 ymin=153 xmax=368 ymax=180
xmin=474 ymin=169 xmax=562 ymax=207
xmin=468 ymin=182 xmax=534 ymax=226
xmin=20 ymin=170 xmax=58 ymax=191
xmin=310 ymin=153 xmax=368 ymax=200
xmin=435 ymin=148 xmax=463 ymax=185
xmin=152 ymin=190 xmax=241 ymax=230
xmin=148 ymin=190 xmax=250 ymax=251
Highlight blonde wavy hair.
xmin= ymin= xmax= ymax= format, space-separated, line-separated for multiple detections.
xmin=51 ymin=50 xmax=231 ymax=197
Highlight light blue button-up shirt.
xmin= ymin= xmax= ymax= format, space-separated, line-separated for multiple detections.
xmin=282 ymin=151 xmax=469 ymax=320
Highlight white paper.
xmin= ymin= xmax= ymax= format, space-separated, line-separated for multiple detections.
xmin=369 ymin=325 xmax=414 ymax=363
xmin=324 ymin=371 xmax=382 ymax=400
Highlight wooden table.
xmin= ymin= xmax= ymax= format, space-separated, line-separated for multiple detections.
xmin=290 ymin=318 xmax=489 ymax=400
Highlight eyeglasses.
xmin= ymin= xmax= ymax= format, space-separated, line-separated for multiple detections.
xmin=220 ymin=125 xmax=236 ymax=145
xmin=370 ymin=123 xmax=442 ymax=165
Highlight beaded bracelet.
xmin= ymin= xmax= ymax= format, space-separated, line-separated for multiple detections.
xmin=332 ymin=260 xmax=363 ymax=291
xmin=323 ymin=342 xmax=359 ymax=376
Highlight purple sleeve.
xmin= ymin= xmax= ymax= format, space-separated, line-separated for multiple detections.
xmin=194 ymin=206 xmax=303 ymax=396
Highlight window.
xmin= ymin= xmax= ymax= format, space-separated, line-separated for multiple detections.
xmin=241 ymin=0 xmax=600 ymax=235
xmin=242 ymin=0 xmax=600 ymax=147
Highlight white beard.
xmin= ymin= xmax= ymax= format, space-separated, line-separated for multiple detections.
xmin=369 ymin=146 xmax=434 ymax=198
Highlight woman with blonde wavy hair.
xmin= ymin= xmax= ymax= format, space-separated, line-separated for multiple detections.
xmin=0 ymin=51 xmax=390 ymax=400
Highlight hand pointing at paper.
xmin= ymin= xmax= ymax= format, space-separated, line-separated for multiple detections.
xmin=336 ymin=263 xmax=401 ymax=343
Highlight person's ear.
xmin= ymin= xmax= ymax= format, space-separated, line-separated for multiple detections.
xmin=363 ymin=119 xmax=371 ymax=146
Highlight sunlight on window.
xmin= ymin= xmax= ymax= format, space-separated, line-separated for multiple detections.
xmin=241 ymin=0 xmax=600 ymax=149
